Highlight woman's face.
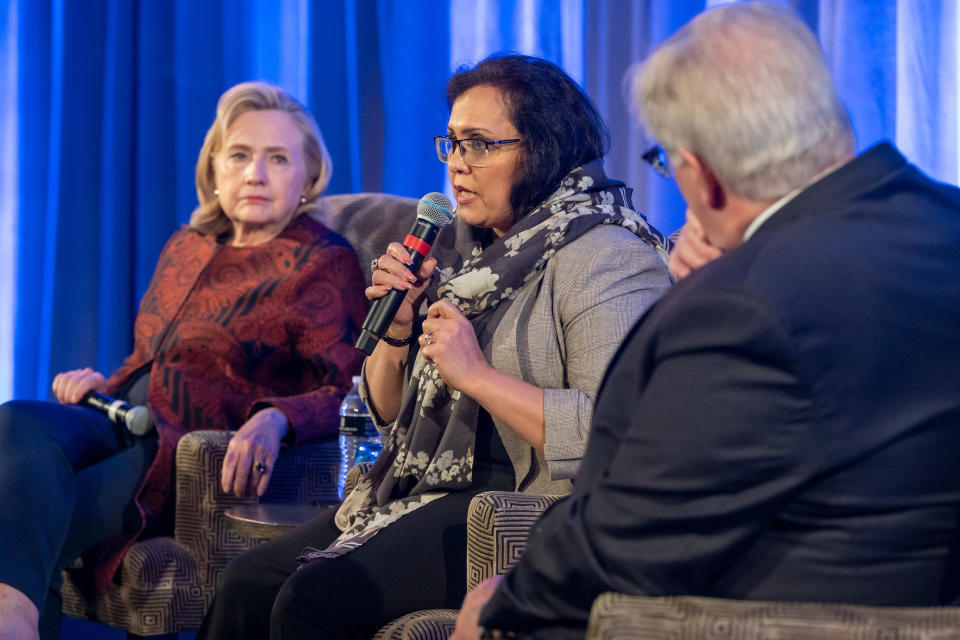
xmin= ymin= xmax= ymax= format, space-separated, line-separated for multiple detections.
xmin=446 ymin=85 xmax=523 ymax=237
xmin=213 ymin=109 xmax=309 ymax=244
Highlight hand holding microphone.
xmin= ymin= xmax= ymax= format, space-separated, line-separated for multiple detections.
xmin=52 ymin=367 xmax=107 ymax=405
xmin=366 ymin=244 xmax=435 ymax=336
xmin=82 ymin=391 xmax=155 ymax=437
xmin=356 ymin=192 xmax=454 ymax=355
xmin=53 ymin=367 xmax=155 ymax=437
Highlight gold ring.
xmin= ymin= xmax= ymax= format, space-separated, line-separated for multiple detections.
xmin=253 ymin=461 xmax=266 ymax=474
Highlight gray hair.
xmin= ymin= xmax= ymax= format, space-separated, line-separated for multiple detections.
xmin=630 ymin=1 xmax=854 ymax=201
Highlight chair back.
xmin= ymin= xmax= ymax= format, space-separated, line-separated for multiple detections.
xmin=313 ymin=193 xmax=420 ymax=287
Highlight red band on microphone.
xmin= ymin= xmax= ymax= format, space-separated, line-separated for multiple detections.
xmin=403 ymin=235 xmax=432 ymax=257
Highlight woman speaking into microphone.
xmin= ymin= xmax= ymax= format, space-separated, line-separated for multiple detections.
xmin=199 ymin=55 xmax=674 ymax=639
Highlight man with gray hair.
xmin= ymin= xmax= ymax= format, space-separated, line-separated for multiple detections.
xmin=452 ymin=2 xmax=960 ymax=638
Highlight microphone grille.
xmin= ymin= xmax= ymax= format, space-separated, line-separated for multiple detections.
xmin=125 ymin=405 xmax=156 ymax=437
xmin=417 ymin=192 xmax=455 ymax=227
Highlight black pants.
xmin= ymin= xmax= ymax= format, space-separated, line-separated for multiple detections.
xmin=0 ymin=400 xmax=156 ymax=640
xmin=198 ymin=487 xmax=508 ymax=640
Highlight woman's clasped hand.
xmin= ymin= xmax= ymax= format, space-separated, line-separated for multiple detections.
xmin=418 ymin=299 xmax=489 ymax=390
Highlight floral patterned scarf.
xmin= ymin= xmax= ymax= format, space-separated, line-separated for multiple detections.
xmin=298 ymin=160 xmax=669 ymax=561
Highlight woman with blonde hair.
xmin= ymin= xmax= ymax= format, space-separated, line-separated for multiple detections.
xmin=0 ymin=81 xmax=368 ymax=640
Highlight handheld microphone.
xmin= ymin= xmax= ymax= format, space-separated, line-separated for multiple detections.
xmin=355 ymin=192 xmax=455 ymax=355
xmin=83 ymin=391 xmax=156 ymax=437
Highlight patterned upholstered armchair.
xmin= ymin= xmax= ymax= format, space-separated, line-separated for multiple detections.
xmin=585 ymin=595 xmax=960 ymax=639
xmin=61 ymin=193 xmax=418 ymax=638
xmin=373 ymin=490 xmax=566 ymax=639
xmin=61 ymin=431 xmax=341 ymax=637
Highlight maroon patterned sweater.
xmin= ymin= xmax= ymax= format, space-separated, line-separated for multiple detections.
xmin=90 ymin=214 xmax=368 ymax=592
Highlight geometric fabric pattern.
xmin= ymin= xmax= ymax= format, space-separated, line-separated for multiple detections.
xmin=465 ymin=491 xmax=565 ymax=591
xmin=62 ymin=430 xmax=340 ymax=635
xmin=372 ymin=608 xmax=458 ymax=640
xmin=586 ymin=594 xmax=960 ymax=640
xmin=374 ymin=490 xmax=565 ymax=639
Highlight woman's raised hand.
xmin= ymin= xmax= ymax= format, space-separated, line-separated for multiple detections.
xmin=366 ymin=242 xmax=437 ymax=335
xmin=52 ymin=367 xmax=108 ymax=404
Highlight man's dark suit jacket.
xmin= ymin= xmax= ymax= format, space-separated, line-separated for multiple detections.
xmin=479 ymin=143 xmax=960 ymax=637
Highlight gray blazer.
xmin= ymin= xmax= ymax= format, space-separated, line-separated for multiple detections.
xmin=362 ymin=223 xmax=672 ymax=496
xmin=486 ymin=223 xmax=672 ymax=495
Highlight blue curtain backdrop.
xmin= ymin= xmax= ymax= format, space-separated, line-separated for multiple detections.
xmin=1 ymin=0 xmax=958 ymax=402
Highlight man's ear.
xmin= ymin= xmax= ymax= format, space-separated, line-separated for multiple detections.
xmin=677 ymin=149 xmax=726 ymax=210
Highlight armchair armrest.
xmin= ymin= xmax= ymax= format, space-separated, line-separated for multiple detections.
xmin=586 ymin=594 xmax=960 ymax=640
xmin=173 ymin=430 xmax=340 ymax=601
xmin=370 ymin=491 xmax=566 ymax=640
xmin=465 ymin=491 xmax=566 ymax=590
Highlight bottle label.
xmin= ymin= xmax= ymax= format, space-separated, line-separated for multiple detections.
xmin=340 ymin=414 xmax=376 ymax=437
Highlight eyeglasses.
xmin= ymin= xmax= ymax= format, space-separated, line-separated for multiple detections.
xmin=434 ymin=136 xmax=522 ymax=167
xmin=642 ymin=144 xmax=672 ymax=179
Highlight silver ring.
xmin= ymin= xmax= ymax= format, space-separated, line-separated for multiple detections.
xmin=370 ymin=257 xmax=379 ymax=273
xmin=424 ymin=332 xmax=434 ymax=346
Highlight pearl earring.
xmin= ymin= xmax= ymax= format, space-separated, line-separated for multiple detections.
xmin=214 ymin=188 xmax=220 ymax=196
xmin=300 ymin=195 xmax=307 ymax=204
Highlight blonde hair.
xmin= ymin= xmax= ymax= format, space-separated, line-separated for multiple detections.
xmin=630 ymin=1 xmax=854 ymax=201
xmin=190 ymin=81 xmax=333 ymax=235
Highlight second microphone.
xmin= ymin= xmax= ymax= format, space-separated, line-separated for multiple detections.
xmin=355 ymin=192 xmax=454 ymax=356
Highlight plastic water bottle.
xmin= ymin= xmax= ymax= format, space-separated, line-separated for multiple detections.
xmin=337 ymin=375 xmax=381 ymax=499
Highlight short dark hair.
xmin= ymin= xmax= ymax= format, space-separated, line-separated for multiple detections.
xmin=446 ymin=54 xmax=610 ymax=219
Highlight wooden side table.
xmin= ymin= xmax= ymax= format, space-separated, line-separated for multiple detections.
xmin=225 ymin=503 xmax=330 ymax=539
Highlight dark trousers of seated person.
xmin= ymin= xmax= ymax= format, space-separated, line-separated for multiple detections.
xmin=0 ymin=400 xmax=156 ymax=640
xmin=199 ymin=478 xmax=514 ymax=639
xmin=200 ymin=409 xmax=515 ymax=640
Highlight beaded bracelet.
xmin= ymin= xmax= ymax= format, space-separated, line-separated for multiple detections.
xmin=380 ymin=331 xmax=414 ymax=347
